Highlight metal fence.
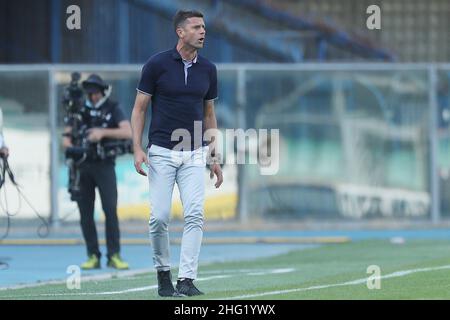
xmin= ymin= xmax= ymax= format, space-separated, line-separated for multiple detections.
xmin=1 ymin=63 xmax=449 ymax=225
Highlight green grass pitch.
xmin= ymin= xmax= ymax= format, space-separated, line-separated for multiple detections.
xmin=1 ymin=239 xmax=450 ymax=300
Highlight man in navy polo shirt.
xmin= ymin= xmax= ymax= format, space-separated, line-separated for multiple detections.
xmin=131 ymin=10 xmax=223 ymax=297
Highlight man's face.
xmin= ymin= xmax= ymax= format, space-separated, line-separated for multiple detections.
xmin=178 ymin=17 xmax=206 ymax=49
xmin=87 ymin=91 xmax=103 ymax=105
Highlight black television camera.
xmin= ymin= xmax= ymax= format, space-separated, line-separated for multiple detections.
xmin=62 ymin=72 xmax=132 ymax=201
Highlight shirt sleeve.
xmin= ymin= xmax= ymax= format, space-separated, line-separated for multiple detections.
xmin=137 ymin=59 xmax=159 ymax=96
xmin=204 ymin=64 xmax=218 ymax=101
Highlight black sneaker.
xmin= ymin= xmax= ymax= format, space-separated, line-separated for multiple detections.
xmin=157 ymin=270 xmax=176 ymax=297
xmin=176 ymin=278 xmax=204 ymax=296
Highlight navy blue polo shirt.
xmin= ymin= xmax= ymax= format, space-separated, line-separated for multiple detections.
xmin=137 ymin=46 xmax=218 ymax=150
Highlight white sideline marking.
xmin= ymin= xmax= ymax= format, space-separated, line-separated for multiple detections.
xmin=2 ymin=267 xmax=296 ymax=298
xmin=247 ymin=268 xmax=295 ymax=276
xmin=220 ymin=264 xmax=450 ymax=300
xmin=17 ymin=275 xmax=233 ymax=297
xmin=0 ymin=268 xmax=154 ymax=291
xmin=200 ymin=269 xmax=267 ymax=275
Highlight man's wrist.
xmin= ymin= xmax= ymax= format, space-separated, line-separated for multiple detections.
xmin=133 ymin=142 xmax=143 ymax=149
xmin=99 ymin=128 xmax=107 ymax=139
xmin=207 ymin=152 xmax=222 ymax=165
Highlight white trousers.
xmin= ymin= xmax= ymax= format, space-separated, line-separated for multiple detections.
xmin=148 ymin=144 xmax=208 ymax=280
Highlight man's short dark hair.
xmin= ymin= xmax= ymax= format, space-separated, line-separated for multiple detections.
xmin=173 ymin=10 xmax=204 ymax=32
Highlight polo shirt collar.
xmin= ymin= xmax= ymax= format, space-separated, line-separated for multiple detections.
xmin=172 ymin=46 xmax=199 ymax=64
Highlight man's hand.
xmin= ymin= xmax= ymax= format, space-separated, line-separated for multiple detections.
xmin=209 ymin=163 xmax=223 ymax=188
xmin=0 ymin=147 xmax=9 ymax=158
xmin=134 ymin=148 xmax=149 ymax=176
xmin=86 ymin=128 xmax=104 ymax=142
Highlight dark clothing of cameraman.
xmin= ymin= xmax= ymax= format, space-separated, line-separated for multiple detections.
xmin=75 ymin=99 xmax=126 ymax=163
xmin=63 ymin=74 xmax=132 ymax=270
xmin=78 ymin=161 xmax=119 ymax=259
xmin=72 ymin=99 xmax=125 ymax=260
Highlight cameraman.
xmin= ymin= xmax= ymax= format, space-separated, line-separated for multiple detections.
xmin=0 ymin=107 xmax=9 ymax=158
xmin=63 ymin=74 xmax=132 ymax=270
